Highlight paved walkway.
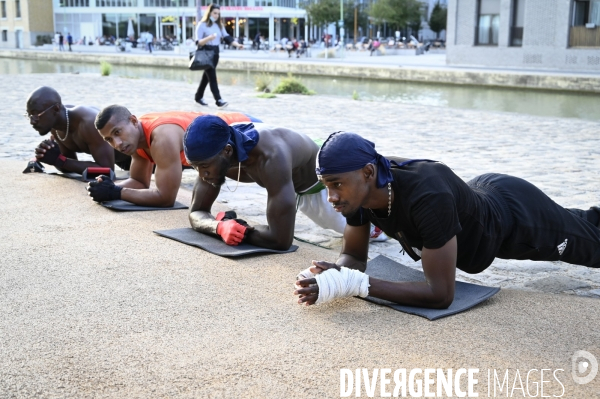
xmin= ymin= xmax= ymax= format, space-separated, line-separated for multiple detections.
xmin=2 ymin=158 xmax=599 ymax=398
xmin=1 ymin=72 xmax=600 ymax=397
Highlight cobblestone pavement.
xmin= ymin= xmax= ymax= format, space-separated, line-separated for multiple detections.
xmin=4 ymin=72 xmax=600 ymax=297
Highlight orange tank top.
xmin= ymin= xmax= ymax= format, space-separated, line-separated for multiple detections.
xmin=137 ymin=111 xmax=258 ymax=166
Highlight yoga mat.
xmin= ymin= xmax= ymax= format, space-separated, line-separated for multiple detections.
xmin=100 ymin=200 xmax=188 ymax=211
xmin=154 ymin=228 xmax=298 ymax=257
xmin=363 ymin=255 xmax=500 ymax=320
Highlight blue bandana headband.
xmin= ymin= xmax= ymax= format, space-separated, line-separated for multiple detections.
xmin=183 ymin=115 xmax=259 ymax=163
xmin=316 ymin=131 xmax=394 ymax=188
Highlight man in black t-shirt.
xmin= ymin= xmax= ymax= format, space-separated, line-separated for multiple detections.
xmin=294 ymin=132 xmax=600 ymax=309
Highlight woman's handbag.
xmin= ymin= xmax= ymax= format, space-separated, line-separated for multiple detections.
xmin=189 ymin=46 xmax=217 ymax=71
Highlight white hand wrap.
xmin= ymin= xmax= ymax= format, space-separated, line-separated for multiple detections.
xmin=295 ymin=266 xmax=370 ymax=305
xmin=296 ymin=268 xmax=316 ymax=281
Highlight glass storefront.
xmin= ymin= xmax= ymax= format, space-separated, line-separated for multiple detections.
xmin=102 ymin=14 xmax=117 ymax=38
xmin=139 ymin=13 xmax=156 ymax=36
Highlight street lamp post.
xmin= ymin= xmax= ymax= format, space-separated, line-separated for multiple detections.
xmin=339 ymin=0 xmax=344 ymax=58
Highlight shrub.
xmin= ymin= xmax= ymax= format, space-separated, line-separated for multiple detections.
xmin=100 ymin=61 xmax=112 ymax=76
xmin=273 ymin=73 xmax=315 ymax=95
xmin=254 ymin=73 xmax=274 ymax=92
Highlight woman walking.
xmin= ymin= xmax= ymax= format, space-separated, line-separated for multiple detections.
xmin=195 ymin=4 xmax=243 ymax=108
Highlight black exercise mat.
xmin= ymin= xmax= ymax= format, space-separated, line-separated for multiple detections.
xmin=363 ymin=255 xmax=500 ymax=320
xmin=100 ymin=200 xmax=188 ymax=211
xmin=153 ymin=228 xmax=298 ymax=257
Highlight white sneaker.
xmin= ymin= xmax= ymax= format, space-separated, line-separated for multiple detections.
xmin=369 ymin=225 xmax=389 ymax=242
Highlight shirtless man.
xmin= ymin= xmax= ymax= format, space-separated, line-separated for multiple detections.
xmin=183 ymin=115 xmax=348 ymax=250
xmin=293 ymin=132 xmax=600 ymax=309
xmin=89 ymin=106 xmax=260 ymax=207
xmin=25 ymin=86 xmax=131 ymax=173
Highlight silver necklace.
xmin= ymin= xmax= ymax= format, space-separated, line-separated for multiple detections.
xmin=55 ymin=108 xmax=69 ymax=142
xmin=387 ymin=182 xmax=392 ymax=216
xmin=225 ymin=162 xmax=241 ymax=192
xmin=368 ymin=182 xmax=392 ymax=217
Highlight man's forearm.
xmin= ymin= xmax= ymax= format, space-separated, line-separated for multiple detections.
xmin=368 ymin=279 xmax=454 ymax=309
xmin=116 ymin=178 xmax=148 ymax=190
xmin=245 ymin=226 xmax=293 ymax=251
xmin=336 ymin=253 xmax=368 ymax=272
xmin=120 ymin=187 xmax=176 ymax=207
xmin=189 ymin=211 xmax=220 ymax=234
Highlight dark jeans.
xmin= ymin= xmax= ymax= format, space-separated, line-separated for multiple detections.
xmin=195 ymin=45 xmax=221 ymax=102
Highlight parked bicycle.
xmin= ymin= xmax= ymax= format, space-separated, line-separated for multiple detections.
xmin=251 ymin=41 xmax=269 ymax=53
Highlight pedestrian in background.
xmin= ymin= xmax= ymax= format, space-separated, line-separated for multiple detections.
xmin=147 ymin=32 xmax=154 ymax=54
xmin=59 ymin=33 xmax=64 ymax=51
xmin=67 ymin=33 xmax=73 ymax=51
xmin=194 ymin=3 xmax=243 ymax=108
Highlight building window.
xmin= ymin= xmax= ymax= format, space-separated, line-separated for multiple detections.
xmin=144 ymin=0 xmax=189 ymax=6
xmin=61 ymin=0 xmax=90 ymax=7
xmin=570 ymin=0 xmax=600 ymax=47
xmin=573 ymin=0 xmax=600 ymax=25
xmin=1 ymin=1 xmax=6 ymax=18
xmin=98 ymin=0 xmax=135 ymax=6
xmin=15 ymin=0 xmax=20 ymax=18
xmin=510 ymin=0 xmax=524 ymax=46
xmin=476 ymin=0 xmax=500 ymax=45
xmin=1 ymin=29 xmax=7 ymax=41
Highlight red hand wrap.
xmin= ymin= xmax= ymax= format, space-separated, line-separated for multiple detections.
xmin=216 ymin=219 xmax=247 ymax=246
xmin=215 ymin=212 xmax=226 ymax=221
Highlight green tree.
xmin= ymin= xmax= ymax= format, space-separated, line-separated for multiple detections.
xmin=301 ymin=0 xmax=340 ymax=28
xmin=428 ymin=1 xmax=447 ymax=38
xmin=369 ymin=0 xmax=422 ymax=32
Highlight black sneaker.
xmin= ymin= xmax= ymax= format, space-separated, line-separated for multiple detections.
xmin=195 ymin=98 xmax=208 ymax=106
xmin=216 ymin=99 xmax=228 ymax=108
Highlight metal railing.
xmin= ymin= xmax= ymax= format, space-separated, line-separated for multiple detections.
xmin=569 ymin=26 xmax=600 ymax=47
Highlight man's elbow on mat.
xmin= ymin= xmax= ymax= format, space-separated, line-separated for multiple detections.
xmin=270 ymin=236 xmax=293 ymax=251
xmin=430 ymin=292 xmax=454 ymax=309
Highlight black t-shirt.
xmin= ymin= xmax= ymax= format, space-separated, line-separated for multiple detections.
xmin=346 ymin=158 xmax=507 ymax=273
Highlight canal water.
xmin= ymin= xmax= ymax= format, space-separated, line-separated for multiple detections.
xmin=2 ymin=57 xmax=599 ymax=121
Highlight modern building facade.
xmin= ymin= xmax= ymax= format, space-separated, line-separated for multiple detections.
xmin=0 ymin=0 xmax=54 ymax=48
xmin=447 ymin=0 xmax=600 ymax=71
xmin=53 ymin=0 xmax=306 ymax=47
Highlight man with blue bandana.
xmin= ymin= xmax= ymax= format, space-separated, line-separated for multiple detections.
xmin=183 ymin=115 xmax=348 ymax=250
xmin=294 ymin=131 xmax=600 ymax=308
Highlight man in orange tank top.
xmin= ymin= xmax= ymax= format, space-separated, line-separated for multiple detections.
xmin=87 ymin=105 xmax=260 ymax=207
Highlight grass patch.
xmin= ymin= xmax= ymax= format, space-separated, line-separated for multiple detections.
xmin=256 ymin=93 xmax=277 ymax=99
xmin=273 ymin=73 xmax=315 ymax=95
xmin=100 ymin=60 xmax=112 ymax=76
xmin=254 ymin=73 xmax=274 ymax=92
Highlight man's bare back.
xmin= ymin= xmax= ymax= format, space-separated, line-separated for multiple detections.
xmin=184 ymin=116 xmax=346 ymax=250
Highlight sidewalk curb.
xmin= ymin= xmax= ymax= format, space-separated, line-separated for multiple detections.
xmin=2 ymin=49 xmax=600 ymax=93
